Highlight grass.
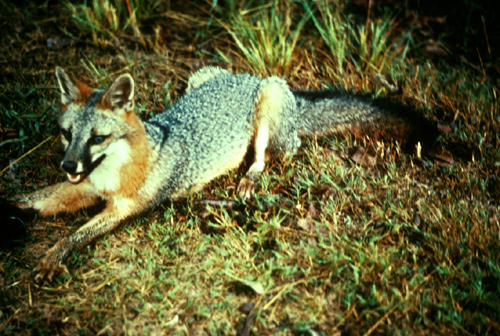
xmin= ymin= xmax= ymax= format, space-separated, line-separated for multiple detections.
xmin=304 ymin=1 xmax=411 ymax=79
xmin=215 ymin=0 xmax=311 ymax=77
xmin=1 ymin=0 xmax=499 ymax=335
xmin=62 ymin=0 xmax=165 ymax=48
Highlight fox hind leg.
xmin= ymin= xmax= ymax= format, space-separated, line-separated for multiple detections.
xmin=237 ymin=77 xmax=300 ymax=199
xmin=237 ymin=115 xmax=270 ymax=199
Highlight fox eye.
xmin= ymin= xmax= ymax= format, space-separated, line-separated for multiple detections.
xmin=61 ymin=129 xmax=72 ymax=142
xmin=91 ymin=135 xmax=107 ymax=145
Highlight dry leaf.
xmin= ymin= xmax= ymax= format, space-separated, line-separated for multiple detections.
xmin=437 ymin=123 xmax=452 ymax=136
xmin=308 ymin=202 xmax=319 ymax=218
xmin=351 ymin=147 xmax=377 ymax=167
xmin=296 ymin=218 xmax=315 ymax=232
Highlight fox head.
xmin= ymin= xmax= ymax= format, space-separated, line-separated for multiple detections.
xmin=55 ymin=67 xmax=140 ymax=190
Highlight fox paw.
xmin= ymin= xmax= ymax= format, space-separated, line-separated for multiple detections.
xmin=237 ymin=176 xmax=256 ymax=200
xmin=34 ymin=258 xmax=69 ymax=283
xmin=33 ymin=238 xmax=72 ymax=283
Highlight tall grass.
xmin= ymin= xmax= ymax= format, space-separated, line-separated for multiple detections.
xmin=63 ymin=0 xmax=163 ymax=47
xmin=212 ymin=0 xmax=411 ymax=81
xmin=215 ymin=1 xmax=311 ymax=76
xmin=303 ymin=1 xmax=411 ymax=79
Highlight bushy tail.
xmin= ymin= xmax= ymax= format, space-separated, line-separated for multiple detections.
xmin=293 ymin=90 xmax=440 ymax=152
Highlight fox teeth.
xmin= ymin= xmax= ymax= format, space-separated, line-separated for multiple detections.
xmin=67 ymin=173 xmax=83 ymax=184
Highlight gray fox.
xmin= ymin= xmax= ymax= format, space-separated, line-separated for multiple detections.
xmin=5 ymin=66 xmax=438 ymax=281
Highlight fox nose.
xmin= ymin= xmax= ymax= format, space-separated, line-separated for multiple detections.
xmin=61 ymin=160 xmax=78 ymax=174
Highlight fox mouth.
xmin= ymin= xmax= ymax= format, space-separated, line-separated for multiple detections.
xmin=67 ymin=173 xmax=85 ymax=184
xmin=63 ymin=154 xmax=106 ymax=184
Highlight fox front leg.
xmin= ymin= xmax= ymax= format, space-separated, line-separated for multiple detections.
xmin=1 ymin=183 xmax=99 ymax=247
xmin=34 ymin=197 xmax=141 ymax=282
xmin=11 ymin=181 xmax=99 ymax=216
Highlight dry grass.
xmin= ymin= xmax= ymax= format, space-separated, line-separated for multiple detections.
xmin=1 ymin=1 xmax=499 ymax=335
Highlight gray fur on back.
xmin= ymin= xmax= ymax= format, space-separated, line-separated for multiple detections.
xmin=144 ymin=71 xmax=262 ymax=203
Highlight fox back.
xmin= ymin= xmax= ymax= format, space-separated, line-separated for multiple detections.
xmin=143 ymin=70 xmax=264 ymax=203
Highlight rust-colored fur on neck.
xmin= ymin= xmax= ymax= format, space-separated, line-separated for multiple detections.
xmin=116 ymin=111 xmax=152 ymax=199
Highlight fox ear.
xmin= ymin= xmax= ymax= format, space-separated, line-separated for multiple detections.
xmin=102 ymin=74 xmax=135 ymax=113
xmin=55 ymin=67 xmax=81 ymax=105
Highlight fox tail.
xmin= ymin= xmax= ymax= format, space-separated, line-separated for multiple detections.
xmin=293 ymin=90 xmax=440 ymax=153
